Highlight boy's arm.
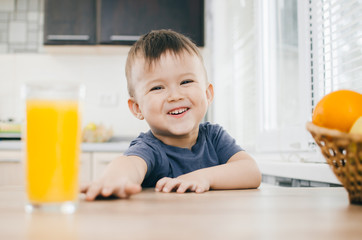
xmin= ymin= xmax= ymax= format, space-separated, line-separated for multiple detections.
xmin=155 ymin=151 xmax=261 ymax=193
xmin=205 ymin=151 xmax=261 ymax=189
xmin=81 ymin=155 xmax=147 ymax=200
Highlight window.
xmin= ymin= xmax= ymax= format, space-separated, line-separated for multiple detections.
xmin=209 ymin=0 xmax=362 ymax=163
xmin=209 ymin=0 xmax=259 ymax=151
xmin=256 ymin=0 xmax=311 ymax=154
xmin=309 ymin=0 xmax=362 ymax=109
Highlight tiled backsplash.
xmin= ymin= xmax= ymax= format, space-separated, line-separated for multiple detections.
xmin=0 ymin=51 xmax=150 ymax=137
xmin=0 ymin=0 xmax=43 ymax=53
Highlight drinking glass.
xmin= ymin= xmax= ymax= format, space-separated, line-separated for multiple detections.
xmin=24 ymin=82 xmax=84 ymax=213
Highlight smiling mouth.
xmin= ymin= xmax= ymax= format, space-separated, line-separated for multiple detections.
xmin=167 ymin=107 xmax=189 ymax=115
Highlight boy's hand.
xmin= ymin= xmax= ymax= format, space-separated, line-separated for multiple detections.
xmin=155 ymin=172 xmax=210 ymax=193
xmin=80 ymin=178 xmax=142 ymax=201
xmin=80 ymin=156 xmax=147 ymax=201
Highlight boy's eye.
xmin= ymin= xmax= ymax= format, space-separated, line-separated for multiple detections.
xmin=150 ymin=86 xmax=163 ymax=91
xmin=181 ymin=80 xmax=194 ymax=85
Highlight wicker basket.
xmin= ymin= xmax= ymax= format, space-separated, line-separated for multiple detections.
xmin=306 ymin=122 xmax=362 ymax=204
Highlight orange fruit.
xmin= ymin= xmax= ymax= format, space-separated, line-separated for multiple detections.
xmin=312 ymin=90 xmax=362 ymax=132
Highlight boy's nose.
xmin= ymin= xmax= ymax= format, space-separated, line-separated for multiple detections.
xmin=167 ymin=88 xmax=184 ymax=102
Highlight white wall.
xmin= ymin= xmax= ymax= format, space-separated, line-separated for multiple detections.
xmin=0 ymin=46 xmax=149 ymax=137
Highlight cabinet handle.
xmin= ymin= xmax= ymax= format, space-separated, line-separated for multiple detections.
xmin=47 ymin=35 xmax=90 ymax=41
xmin=0 ymin=159 xmax=20 ymax=163
xmin=99 ymin=159 xmax=111 ymax=164
xmin=110 ymin=35 xmax=140 ymax=41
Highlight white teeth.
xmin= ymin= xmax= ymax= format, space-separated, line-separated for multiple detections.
xmin=168 ymin=108 xmax=188 ymax=115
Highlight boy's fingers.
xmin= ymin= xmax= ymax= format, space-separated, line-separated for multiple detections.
xmin=81 ymin=179 xmax=142 ymax=200
xmin=125 ymin=183 xmax=142 ymax=195
xmin=101 ymin=181 xmax=121 ymax=197
xmin=101 ymin=186 xmax=113 ymax=197
xmin=163 ymin=179 xmax=180 ymax=193
xmin=85 ymin=182 xmax=103 ymax=201
xmin=114 ymin=185 xmax=129 ymax=198
xmin=80 ymin=183 xmax=90 ymax=193
xmin=114 ymin=187 xmax=127 ymax=198
xmin=155 ymin=177 xmax=170 ymax=192
xmin=176 ymin=182 xmax=192 ymax=193
xmin=196 ymin=186 xmax=206 ymax=193
xmin=112 ymin=182 xmax=141 ymax=199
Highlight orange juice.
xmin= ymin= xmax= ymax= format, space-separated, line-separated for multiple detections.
xmin=26 ymin=99 xmax=81 ymax=203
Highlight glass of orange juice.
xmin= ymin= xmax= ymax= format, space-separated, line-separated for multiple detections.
xmin=24 ymin=82 xmax=84 ymax=214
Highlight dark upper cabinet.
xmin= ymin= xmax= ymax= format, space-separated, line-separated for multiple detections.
xmin=100 ymin=0 xmax=204 ymax=46
xmin=43 ymin=0 xmax=204 ymax=46
xmin=44 ymin=0 xmax=97 ymax=45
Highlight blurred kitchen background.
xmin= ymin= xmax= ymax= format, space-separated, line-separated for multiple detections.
xmin=0 ymin=0 xmax=361 ymax=186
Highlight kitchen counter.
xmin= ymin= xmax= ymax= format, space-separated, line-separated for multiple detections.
xmin=0 ymin=140 xmax=345 ymax=185
xmin=0 ymin=185 xmax=361 ymax=239
xmin=259 ymin=160 xmax=340 ymax=185
xmin=0 ymin=139 xmax=131 ymax=152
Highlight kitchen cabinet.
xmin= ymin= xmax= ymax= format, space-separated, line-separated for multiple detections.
xmin=43 ymin=0 xmax=97 ymax=45
xmin=80 ymin=153 xmax=93 ymax=183
xmin=100 ymin=0 xmax=204 ymax=46
xmin=0 ymin=151 xmax=24 ymax=186
xmin=43 ymin=0 xmax=204 ymax=46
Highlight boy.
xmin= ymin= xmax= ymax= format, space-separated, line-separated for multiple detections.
xmin=81 ymin=30 xmax=261 ymax=200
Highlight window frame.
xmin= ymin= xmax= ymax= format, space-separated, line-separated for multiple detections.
xmin=255 ymin=0 xmax=314 ymax=154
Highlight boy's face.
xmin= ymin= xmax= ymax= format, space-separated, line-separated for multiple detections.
xmin=128 ymin=51 xmax=214 ymax=140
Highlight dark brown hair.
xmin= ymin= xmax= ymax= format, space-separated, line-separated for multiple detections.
xmin=125 ymin=29 xmax=203 ymax=97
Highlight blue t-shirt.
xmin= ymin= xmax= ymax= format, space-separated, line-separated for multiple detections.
xmin=124 ymin=122 xmax=243 ymax=187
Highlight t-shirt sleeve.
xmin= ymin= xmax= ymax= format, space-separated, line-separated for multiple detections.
xmin=208 ymin=123 xmax=244 ymax=164
xmin=123 ymin=138 xmax=161 ymax=179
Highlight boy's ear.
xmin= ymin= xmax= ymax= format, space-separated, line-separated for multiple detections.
xmin=128 ymin=98 xmax=144 ymax=120
xmin=206 ymin=83 xmax=214 ymax=105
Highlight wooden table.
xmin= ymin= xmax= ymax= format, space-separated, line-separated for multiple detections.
xmin=0 ymin=185 xmax=361 ymax=240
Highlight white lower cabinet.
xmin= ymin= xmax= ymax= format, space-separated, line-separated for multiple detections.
xmin=0 ymin=150 xmax=121 ymax=186
xmin=0 ymin=151 xmax=24 ymax=186
xmin=80 ymin=152 xmax=92 ymax=183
